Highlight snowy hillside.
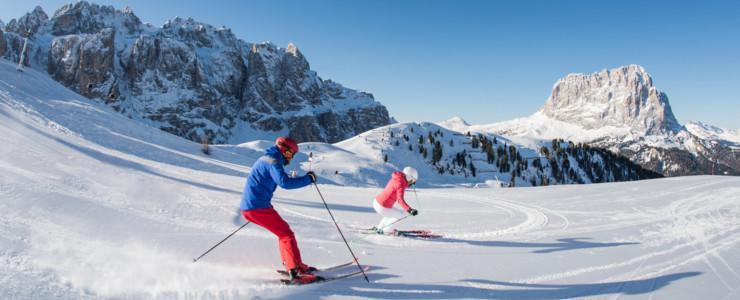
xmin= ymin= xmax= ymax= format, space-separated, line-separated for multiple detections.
xmin=304 ymin=120 xmax=659 ymax=188
xmin=4 ymin=58 xmax=740 ymax=299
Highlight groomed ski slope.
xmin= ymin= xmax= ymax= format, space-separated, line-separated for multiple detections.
xmin=2 ymin=59 xmax=740 ymax=299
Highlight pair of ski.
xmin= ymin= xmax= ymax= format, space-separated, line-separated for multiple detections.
xmin=355 ymin=227 xmax=442 ymax=239
xmin=277 ymin=261 xmax=369 ymax=286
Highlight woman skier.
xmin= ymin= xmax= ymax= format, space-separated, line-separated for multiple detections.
xmin=372 ymin=166 xmax=419 ymax=235
xmin=240 ymin=136 xmax=319 ymax=284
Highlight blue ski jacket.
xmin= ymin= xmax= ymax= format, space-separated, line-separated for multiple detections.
xmin=240 ymin=146 xmax=312 ymax=211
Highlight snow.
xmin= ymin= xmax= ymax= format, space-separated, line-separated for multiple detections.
xmin=2 ymin=59 xmax=740 ymax=299
xmin=436 ymin=116 xmax=470 ymax=133
xmin=450 ymin=112 xmax=634 ymax=145
xmin=686 ymin=121 xmax=740 ymax=149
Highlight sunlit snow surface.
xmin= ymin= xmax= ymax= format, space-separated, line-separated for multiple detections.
xmin=2 ymin=60 xmax=740 ymax=299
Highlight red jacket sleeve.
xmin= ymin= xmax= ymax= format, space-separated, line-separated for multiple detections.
xmin=396 ymin=185 xmax=411 ymax=211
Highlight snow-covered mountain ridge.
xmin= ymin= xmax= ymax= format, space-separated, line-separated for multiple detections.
xmin=685 ymin=121 xmax=740 ymax=149
xmin=441 ymin=65 xmax=739 ymax=177
xmin=0 ymin=52 xmax=658 ymax=191
xmin=0 ymin=1 xmax=391 ymax=144
xmin=2 ymin=57 xmax=740 ymax=299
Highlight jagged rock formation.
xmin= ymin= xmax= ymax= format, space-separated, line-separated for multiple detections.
xmin=540 ymin=65 xmax=681 ymax=135
xmin=478 ymin=65 xmax=739 ymax=176
xmin=1 ymin=2 xmax=391 ymax=143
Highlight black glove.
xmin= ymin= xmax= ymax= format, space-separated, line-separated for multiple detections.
xmin=407 ymin=208 xmax=418 ymax=216
xmin=306 ymin=171 xmax=317 ymax=183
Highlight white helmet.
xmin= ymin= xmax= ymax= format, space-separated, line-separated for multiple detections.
xmin=402 ymin=166 xmax=418 ymax=182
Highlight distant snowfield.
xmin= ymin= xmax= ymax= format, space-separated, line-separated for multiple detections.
xmin=2 ymin=60 xmax=740 ymax=299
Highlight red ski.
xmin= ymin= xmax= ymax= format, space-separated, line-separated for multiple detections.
xmin=354 ymin=227 xmax=442 ymax=239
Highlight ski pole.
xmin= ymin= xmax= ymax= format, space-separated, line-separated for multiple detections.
xmin=412 ymin=186 xmax=421 ymax=211
xmin=309 ymin=152 xmax=313 ymax=171
xmin=192 ymin=221 xmax=250 ymax=263
xmin=313 ymin=183 xmax=370 ymax=282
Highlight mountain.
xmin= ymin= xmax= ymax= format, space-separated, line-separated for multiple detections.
xmin=447 ymin=65 xmax=739 ymax=177
xmin=3 ymin=58 xmax=740 ymax=299
xmin=540 ymin=65 xmax=681 ymax=135
xmin=685 ymin=121 xmax=740 ymax=149
xmin=308 ymin=121 xmax=660 ymax=188
xmin=0 ymin=56 xmax=656 ymax=191
xmin=0 ymin=2 xmax=391 ymax=144
xmin=437 ymin=116 xmax=471 ymax=133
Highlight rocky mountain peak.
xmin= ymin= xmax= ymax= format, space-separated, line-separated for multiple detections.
xmin=539 ymin=64 xmax=681 ymax=135
xmin=5 ymin=6 xmax=49 ymax=36
xmin=286 ymin=42 xmax=299 ymax=56
xmin=160 ymin=17 xmax=239 ymax=48
xmin=50 ymin=0 xmax=142 ymax=36
xmin=2 ymin=1 xmax=391 ymax=144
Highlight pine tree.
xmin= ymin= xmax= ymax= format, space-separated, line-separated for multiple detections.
xmin=540 ymin=146 xmax=550 ymax=158
xmin=201 ymin=135 xmax=211 ymax=155
xmin=433 ymin=141 xmax=443 ymax=164
xmin=486 ymin=143 xmax=495 ymax=164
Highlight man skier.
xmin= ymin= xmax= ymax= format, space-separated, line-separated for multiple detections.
xmin=240 ymin=136 xmax=319 ymax=283
xmin=372 ymin=166 xmax=419 ymax=235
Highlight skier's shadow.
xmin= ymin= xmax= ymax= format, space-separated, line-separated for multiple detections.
xmin=433 ymin=237 xmax=639 ymax=253
xmin=308 ymin=271 xmax=701 ymax=299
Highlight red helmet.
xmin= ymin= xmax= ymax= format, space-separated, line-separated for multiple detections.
xmin=275 ymin=136 xmax=299 ymax=156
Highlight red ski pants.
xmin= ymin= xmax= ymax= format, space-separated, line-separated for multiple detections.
xmin=242 ymin=208 xmax=304 ymax=270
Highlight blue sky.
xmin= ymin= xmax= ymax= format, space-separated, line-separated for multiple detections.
xmin=2 ymin=0 xmax=739 ymax=128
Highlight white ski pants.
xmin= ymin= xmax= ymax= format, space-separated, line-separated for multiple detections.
xmin=373 ymin=199 xmax=406 ymax=233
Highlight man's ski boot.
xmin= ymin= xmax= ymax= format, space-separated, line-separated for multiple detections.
xmin=287 ymin=268 xmax=323 ymax=285
xmin=298 ymin=263 xmax=318 ymax=274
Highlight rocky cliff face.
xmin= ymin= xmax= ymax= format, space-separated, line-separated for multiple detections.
xmin=2 ymin=2 xmax=391 ymax=143
xmin=539 ymin=65 xmax=681 ymax=135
